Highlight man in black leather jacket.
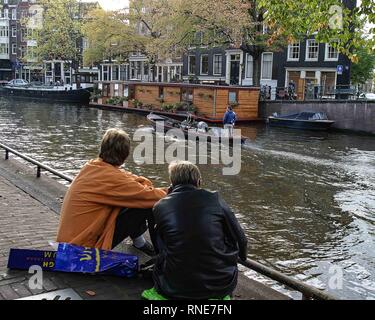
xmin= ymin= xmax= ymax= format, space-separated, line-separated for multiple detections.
xmin=152 ymin=161 xmax=248 ymax=300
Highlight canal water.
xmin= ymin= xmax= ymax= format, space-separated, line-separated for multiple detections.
xmin=0 ymin=98 xmax=374 ymax=300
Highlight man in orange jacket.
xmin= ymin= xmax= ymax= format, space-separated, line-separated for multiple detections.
xmin=56 ymin=129 xmax=167 ymax=255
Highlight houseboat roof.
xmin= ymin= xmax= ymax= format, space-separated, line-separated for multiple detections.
xmin=95 ymin=81 xmax=260 ymax=91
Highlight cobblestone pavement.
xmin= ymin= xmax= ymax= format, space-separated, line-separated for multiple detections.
xmin=0 ymin=175 xmax=153 ymax=300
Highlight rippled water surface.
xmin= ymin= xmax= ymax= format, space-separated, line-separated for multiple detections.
xmin=0 ymin=98 xmax=374 ymax=299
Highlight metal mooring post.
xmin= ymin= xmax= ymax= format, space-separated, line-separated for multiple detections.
xmin=5 ymin=150 xmax=9 ymax=160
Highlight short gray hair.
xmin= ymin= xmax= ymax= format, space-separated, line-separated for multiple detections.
xmin=168 ymin=161 xmax=202 ymax=187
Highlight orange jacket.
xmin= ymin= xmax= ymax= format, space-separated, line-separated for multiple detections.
xmin=56 ymin=159 xmax=167 ymax=250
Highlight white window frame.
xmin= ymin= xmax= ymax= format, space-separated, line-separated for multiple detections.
xmin=200 ymin=54 xmax=209 ymax=75
xmin=287 ymin=42 xmax=300 ymax=61
xmin=11 ymin=43 xmax=16 ymax=55
xmin=261 ymin=52 xmax=273 ymax=80
xmin=213 ymin=54 xmax=222 ymax=75
xmin=325 ymin=43 xmax=339 ymax=61
xmin=306 ymin=39 xmax=319 ymax=61
xmin=12 ymin=9 xmax=16 ymax=20
xmin=12 ymin=26 xmax=16 ymax=37
xmin=245 ymin=53 xmax=253 ymax=79
xmin=188 ymin=55 xmax=196 ymax=75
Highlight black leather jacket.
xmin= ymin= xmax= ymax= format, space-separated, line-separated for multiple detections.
xmin=152 ymin=185 xmax=248 ymax=300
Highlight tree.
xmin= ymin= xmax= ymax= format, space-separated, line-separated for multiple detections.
xmin=259 ymin=0 xmax=375 ymax=63
xmin=82 ymin=8 xmax=146 ymax=66
xmin=82 ymin=0 xmax=375 ymax=86
xmin=351 ymin=47 xmax=375 ymax=85
xmin=34 ymin=0 xmax=82 ymax=66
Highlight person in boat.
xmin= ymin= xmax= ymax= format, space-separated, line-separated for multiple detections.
xmin=223 ymin=106 xmax=237 ymax=137
xmin=56 ymin=128 xmax=167 ymax=255
xmin=152 ymin=161 xmax=248 ymax=300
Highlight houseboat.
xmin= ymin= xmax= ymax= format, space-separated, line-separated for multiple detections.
xmin=0 ymin=80 xmax=91 ymax=104
xmin=96 ymin=81 xmax=260 ymax=123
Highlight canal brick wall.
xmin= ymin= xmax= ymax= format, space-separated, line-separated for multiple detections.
xmin=0 ymin=156 xmax=289 ymax=300
xmin=260 ymin=100 xmax=375 ymax=135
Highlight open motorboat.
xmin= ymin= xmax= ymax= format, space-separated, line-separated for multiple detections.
xmin=268 ymin=112 xmax=335 ymax=131
xmin=147 ymin=113 xmax=248 ymax=144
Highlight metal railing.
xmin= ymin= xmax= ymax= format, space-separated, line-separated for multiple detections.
xmin=239 ymin=259 xmax=336 ymax=300
xmin=0 ymin=143 xmax=73 ymax=183
xmin=0 ymin=142 xmax=337 ymax=300
xmin=260 ymin=84 xmax=371 ymax=102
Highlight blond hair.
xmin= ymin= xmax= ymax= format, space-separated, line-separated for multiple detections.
xmin=99 ymin=129 xmax=131 ymax=166
xmin=168 ymin=161 xmax=202 ymax=187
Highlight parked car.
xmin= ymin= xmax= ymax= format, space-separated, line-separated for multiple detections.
xmin=7 ymin=79 xmax=29 ymax=86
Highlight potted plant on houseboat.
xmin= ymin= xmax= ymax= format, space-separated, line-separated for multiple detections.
xmin=229 ymin=101 xmax=239 ymax=108
xmin=90 ymin=88 xmax=102 ymax=103
xmin=122 ymin=97 xmax=129 ymax=108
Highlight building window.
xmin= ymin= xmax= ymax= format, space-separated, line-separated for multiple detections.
xmin=112 ymin=65 xmax=119 ymax=81
xmin=0 ymin=26 xmax=9 ymax=37
xmin=261 ymin=53 xmax=273 ymax=80
xmin=288 ymin=43 xmax=300 ymax=61
xmin=12 ymin=9 xmax=16 ymax=20
xmin=102 ymin=65 xmax=110 ymax=81
xmin=200 ymin=54 xmax=209 ymax=75
xmin=306 ymin=39 xmax=319 ymax=61
xmin=12 ymin=27 xmax=16 ymax=37
xmin=188 ymin=55 xmax=196 ymax=75
xmin=325 ymin=43 xmax=339 ymax=61
xmin=213 ymin=54 xmax=222 ymax=75
xmin=12 ymin=43 xmax=16 ymax=55
xmin=245 ymin=54 xmax=253 ymax=79
xmin=0 ymin=43 xmax=9 ymax=55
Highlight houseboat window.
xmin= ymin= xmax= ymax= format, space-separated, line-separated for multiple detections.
xmin=325 ymin=43 xmax=339 ymax=61
xmin=128 ymin=85 xmax=135 ymax=100
xmin=159 ymin=86 xmax=164 ymax=99
xmin=124 ymin=86 xmax=129 ymax=98
xmin=246 ymin=54 xmax=253 ymax=79
xmin=229 ymin=91 xmax=238 ymax=104
xmin=261 ymin=53 xmax=273 ymax=80
xmin=182 ymin=88 xmax=194 ymax=102
xmin=188 ymin=55 xmax=196 ymax=75
xmin=288 ymin=42 xmax=300 ymax=61
xmin=306 ymin=39 xmax=319 ymax=60
xmin=213 ymin=54 xmax=222 ymax=75
xmin=200 ymin=55 xmax=209 ymax=75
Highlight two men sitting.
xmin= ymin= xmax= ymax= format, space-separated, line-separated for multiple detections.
xmin=57 ymin=128 xmax=247 ymax=300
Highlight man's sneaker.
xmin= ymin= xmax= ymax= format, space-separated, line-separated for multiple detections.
xmin=133 ymin=241 xmax=155 ymax=257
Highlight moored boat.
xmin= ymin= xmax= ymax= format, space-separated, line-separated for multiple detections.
xmin=268 ymin=112 xmax=335 ymax=131
xmin=0 ymin=82 xmax=91 ymax=104
xmin=147 ymin=113 xmax=248 ymax=144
